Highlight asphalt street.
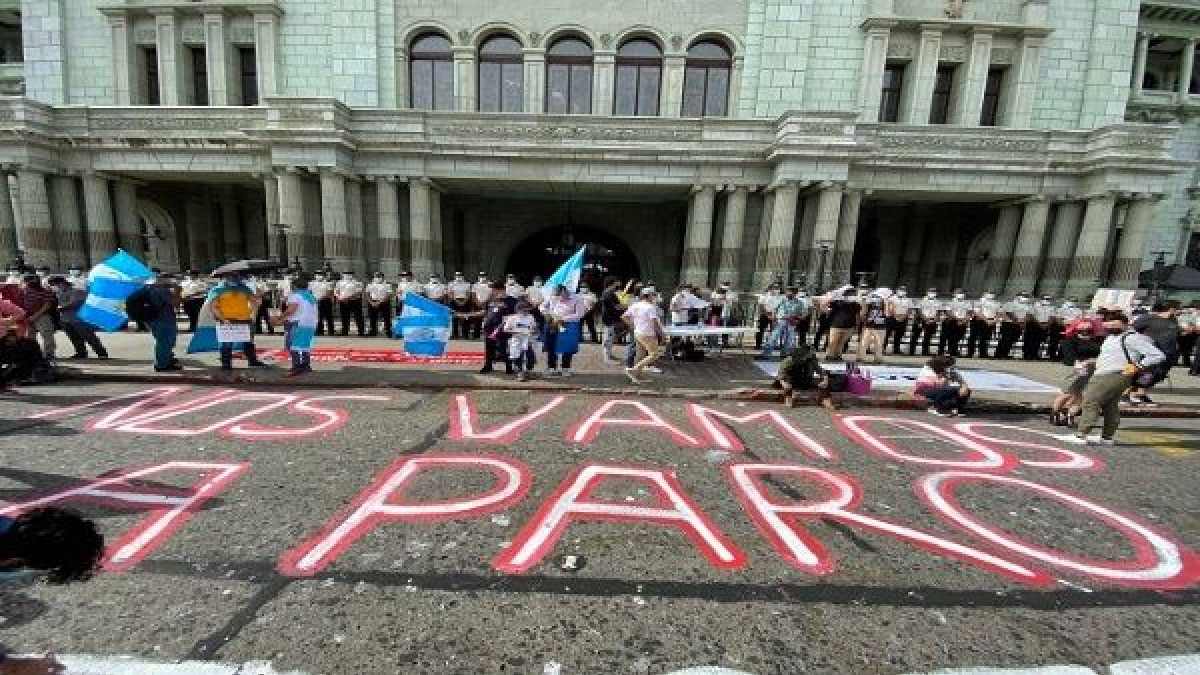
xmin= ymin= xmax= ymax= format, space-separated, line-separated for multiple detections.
xmin=0 ymin=382 xmax=1197 ymax=675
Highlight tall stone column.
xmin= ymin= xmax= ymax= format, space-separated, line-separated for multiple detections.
xmin=430 ymin=187 xmax=444 ymax=276
xmin=345 ymin=176 xmax=365 ymax=275
xmin=900 ymin=25 xmax=944 ymax=124
xmin=278 ymin=169 xmax=316 ymax=268
xmin=899 ymin=219 xmax=926 ymax=290
xmin=1179 ymin=38 xmax=1196 ymax=102
xmin=753 ymin=189 xmax=776 ymax=290
xmin=1064 ymin=193 xmax=1117 ymax=299
xmin=984 ymin=205 xmax=1022 ymax=292
xmin=754 ymin=182 xmax=799 ymax=290
xmin=112 ymin=180 xmax=141 ymax=257
xmin=203 ymin=10 xmax=232 ymax=105
xmin=153 ymin=10 xmax=185 ymax=106
xmin=523 ymin=48 xmax=546 ymax=113
xmin=49 ymin=176 xmax=86 ymax=269
xmin=662 ymin=53 xmax=686 ymax=117
xmin=1041 ymin=200 xmax=1084 ymax=297
xmin=793 ymin=193 xmax=819 ymax=277
xmin=593 ymin=50 xmax=615 ymax=114
xmin=107 ymin=14 xmax=137 ymax=104
xmin=375 ymin=176 xmax=402 ymax=276
xmin=252 ymin=9 xmax=281 ymax=99
xmin=951 ymin=28 xmax=995 ymax=125
xmin=1004 ymin=35 xmax=1045 ymax=127
xmin=831 ymin=190 xmax=863 ymax=285
xmin=1131 ymin=32 xmax=1149 ymax=95
xmin=858 ymin=22 xmax=894 ymax=123
xmin=453 ymin=46 xmax=476 ymax=112
xmin=715 ymin=186 xmax=748 ymax=286
xmin=679 ymin=185 xmax=716 ymax=285
xmin=408 ymin=177 xmax=435 ymax=279
xmin=81 ymin=174 xmax=117 ymax=265
xmin=16 ymin=169 xmax=58 ymax=268
xmin=1004 ymin=196 xmax=1050 ymax=295
xmin=0 ymin=173 xmax=18 ymax=264
xmin=263 ymin=173 xmax=281 ymax=261
xmin=1111 ymin=196 xmax=1159 ymax=288
xmin=807 ymin=184 xmax=845 ymax=289
xmin=320 ymin=170 xmax=354 ymax=273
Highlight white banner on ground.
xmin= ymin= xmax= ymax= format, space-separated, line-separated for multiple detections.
xmin=753 ymin=362 xmax=1059 ymax=394
xmin=1091 ymin=289 xmax=1137 ymax=312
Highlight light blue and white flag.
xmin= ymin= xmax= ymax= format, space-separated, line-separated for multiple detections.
xmin=77 ymin=249 xmax=155 ymax=332
xmin=545 ymin=246 xmax=586 ymax=294
xmin=393 ymin=292 xmax=453 ymax=356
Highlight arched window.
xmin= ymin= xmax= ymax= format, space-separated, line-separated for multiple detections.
xmin=682 ymin=40 xmax=732 ymax=117
xmin=614 ymin=38 xmax=662 ymax=116
xmin=545 ymin=37 xmax=593 ymax=114
xmin=478 ymin=34 xmax=524 ymax=112
xmin=410 ymin=33 xmax=454 ymax=111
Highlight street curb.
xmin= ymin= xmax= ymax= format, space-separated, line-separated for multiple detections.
xmin=57 ymin=369 xmax=1200 ymax=418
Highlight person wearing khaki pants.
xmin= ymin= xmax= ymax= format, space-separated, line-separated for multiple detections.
xmin=622 ymin=288 xmax=665 ymax=385
xmin=824 ymin=288 xmax=863 ymax=361
xmin=1068 ymin=315 xmax=1165 ymax=445
xmin=857 ymin=293 xmax=889 ymax=364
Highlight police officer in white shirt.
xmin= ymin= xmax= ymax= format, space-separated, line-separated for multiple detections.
xmin=996 ymin=292 xmax=1032 ymax=359
xmin=180 ymin=270 xmax=210 ymax=333
xmin=885 ymin=286 xmax=913 ymax=355
xmin=967 ymin=291 xmax=1000 ymax=359
xmin=448 ymin=271 xmax=474 ymax=339
xmin=526 ymin=276 xmax=546 ymax=307
xmin=579 ymin=283 xmax=600 ymax=343
xmin=942 ymin=289 xmax=971 ymax=357
xmin=505 ymin=274 xmax=524 ymax=300
xmin=335 ymin=271 xmax=366 ymax=336
xmin=1027 ymin=294 xmax=1056 ymax=360
xmin=471 ymin=273 xmax=491 ymax=305
xmin=365 ymin=272 xmax=394 ymax=337
xmin=396 ymin=271 xmax=423 ymax=314
xmin=425 ymin=274 xmax=448 ymax=305
xmin=914 ymin=288 xmax=942 ymax=356
xmin=247 ymin=274 xmax=276 ymax=335
xmin=66 ymin=267 xmax=86 ymax=290
xmin=469 ymin=272 xmax=491 ymax=339
xmin=310 ymin=271 xmax=335 ymax=336
xmin=755 ymin=283 xmax=783 ymax=350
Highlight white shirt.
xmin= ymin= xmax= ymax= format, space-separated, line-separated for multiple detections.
xmin=286 ymin=291 xmax=318 ymax=325
xmin=397 ymin=280 xmax=423 ymax=300
xmin=503 ymin=313 xmax=537 ymax=337
xmin=526 ymin=284 xmax=545 ymax=306
xmin=1094 ymin=330 xmax=1166 ymax=376
xmin=947 ymin=298 xmax=971 ymax=320
xmin=580 ymin=291 xmax=598 ymax=311
xmin=624 ymin=300 xmax=662 ymax=337
xmin=448 ymin=278 xmax=471 ymax=300
xmin=758 ymin=291 xmax=782 ymax=314
xmin=366 ymin=281 xmax=393 ymax=303
xmin=889 ymin=295 xmax=912 ymax=317
xmin=335 ymin=278 xmax=363 ymax=301
xmin=426 ymin=282 xmax=447 ymax=300
xmin=472 ymin=281 xmax=491 ymax=304
xmin=918 ymin=297 xmax=942 ymax=319
xmin=309 ymin=280 xmax=332 ymax=299
xmin=505 ymin=281 xmax=524 ymax=299
xmin=975 ymin=298 xmax=1000 ymax=320
xmin=1033 ymin=301 xmax=1055 ymax=323
xmin=180 ymin=278 xmax=208 ymax=299
xmin=67 ymin=272 xmax=87 ymax=290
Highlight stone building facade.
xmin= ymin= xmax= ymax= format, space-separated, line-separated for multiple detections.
xmin=0 ymin=0 xmax=1196 ymax=297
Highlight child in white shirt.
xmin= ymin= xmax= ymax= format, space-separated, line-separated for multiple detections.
xmin=504 ymin=302 xmax=538 ymax=381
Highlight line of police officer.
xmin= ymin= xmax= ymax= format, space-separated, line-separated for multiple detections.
xmin=753 ymin=284 xmax=1092 ymax=362
xmin=178 ymin=269 xmax=564 ymax=340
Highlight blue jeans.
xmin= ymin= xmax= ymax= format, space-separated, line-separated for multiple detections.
xmin=147 ymin=317 xmax=177 ymax=368
xmin=759 ymin=322 xmax=795 ymax=359
xmin=923 ymin=385 xmax=969 ymax=413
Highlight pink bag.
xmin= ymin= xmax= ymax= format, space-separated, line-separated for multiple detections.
xmin=844 ymin=363 xmax=873 ymax=396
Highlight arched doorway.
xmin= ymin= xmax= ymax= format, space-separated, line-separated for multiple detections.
xmin=504 ymin=225 xmax=642 ymax=288
xmin=137 ymin=199 xmax=180 ymax=272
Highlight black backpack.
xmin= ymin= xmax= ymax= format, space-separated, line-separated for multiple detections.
xmin=124 ymin=287 xmax=155 ymax=323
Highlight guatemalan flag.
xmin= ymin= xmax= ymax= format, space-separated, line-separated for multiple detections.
xmin=393 ymin=292 xmax=453 ymax=356
xmin=77 ymin=250 xmax=155 ymax=331
xmin=545 ymin=245 xmax=586 ymax=294
xmin=188 ymin=282 xmax=257 ymax=353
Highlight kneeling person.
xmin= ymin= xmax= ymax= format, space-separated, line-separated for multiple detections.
xmin=774 ymin=344 xmax=834 ymax=410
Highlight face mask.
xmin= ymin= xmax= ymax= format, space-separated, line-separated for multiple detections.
xmin=984 ymin=294 xmax=994 ymax=301
xmin=315 ymin=275 xmax=324 ymax=281
xmin=897 ymin=291 xmax=906 ymax=298
xmin=927 ymin=292 xmax=937 ymax=299
xmin=955 ymin=293 xmax=965 ymax=300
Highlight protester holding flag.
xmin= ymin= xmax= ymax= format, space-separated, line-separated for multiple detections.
xmin=540 ymin=284 xmax=586 ymax=377
xmin=192 ymin=274 xmax=268 ymax=372
xmin=271 ymin=272 xmax=318 ymax=377
xmin=141 ymin=273 xmax=182 ymax=371
xmin=393 ymin=287 xmax=454 ymax=357
xmin=48 ymin=277 xmax=108 ymax=360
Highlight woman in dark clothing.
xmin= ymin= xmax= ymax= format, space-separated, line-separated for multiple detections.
xmin=1050 ymin=324 xmax=1102 ymax=426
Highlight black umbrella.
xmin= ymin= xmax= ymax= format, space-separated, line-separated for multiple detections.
xmin=1138 ymin=264 xmax=1200 ymax=291
xmin=211 ymin=259 xmax=285 ymax=277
